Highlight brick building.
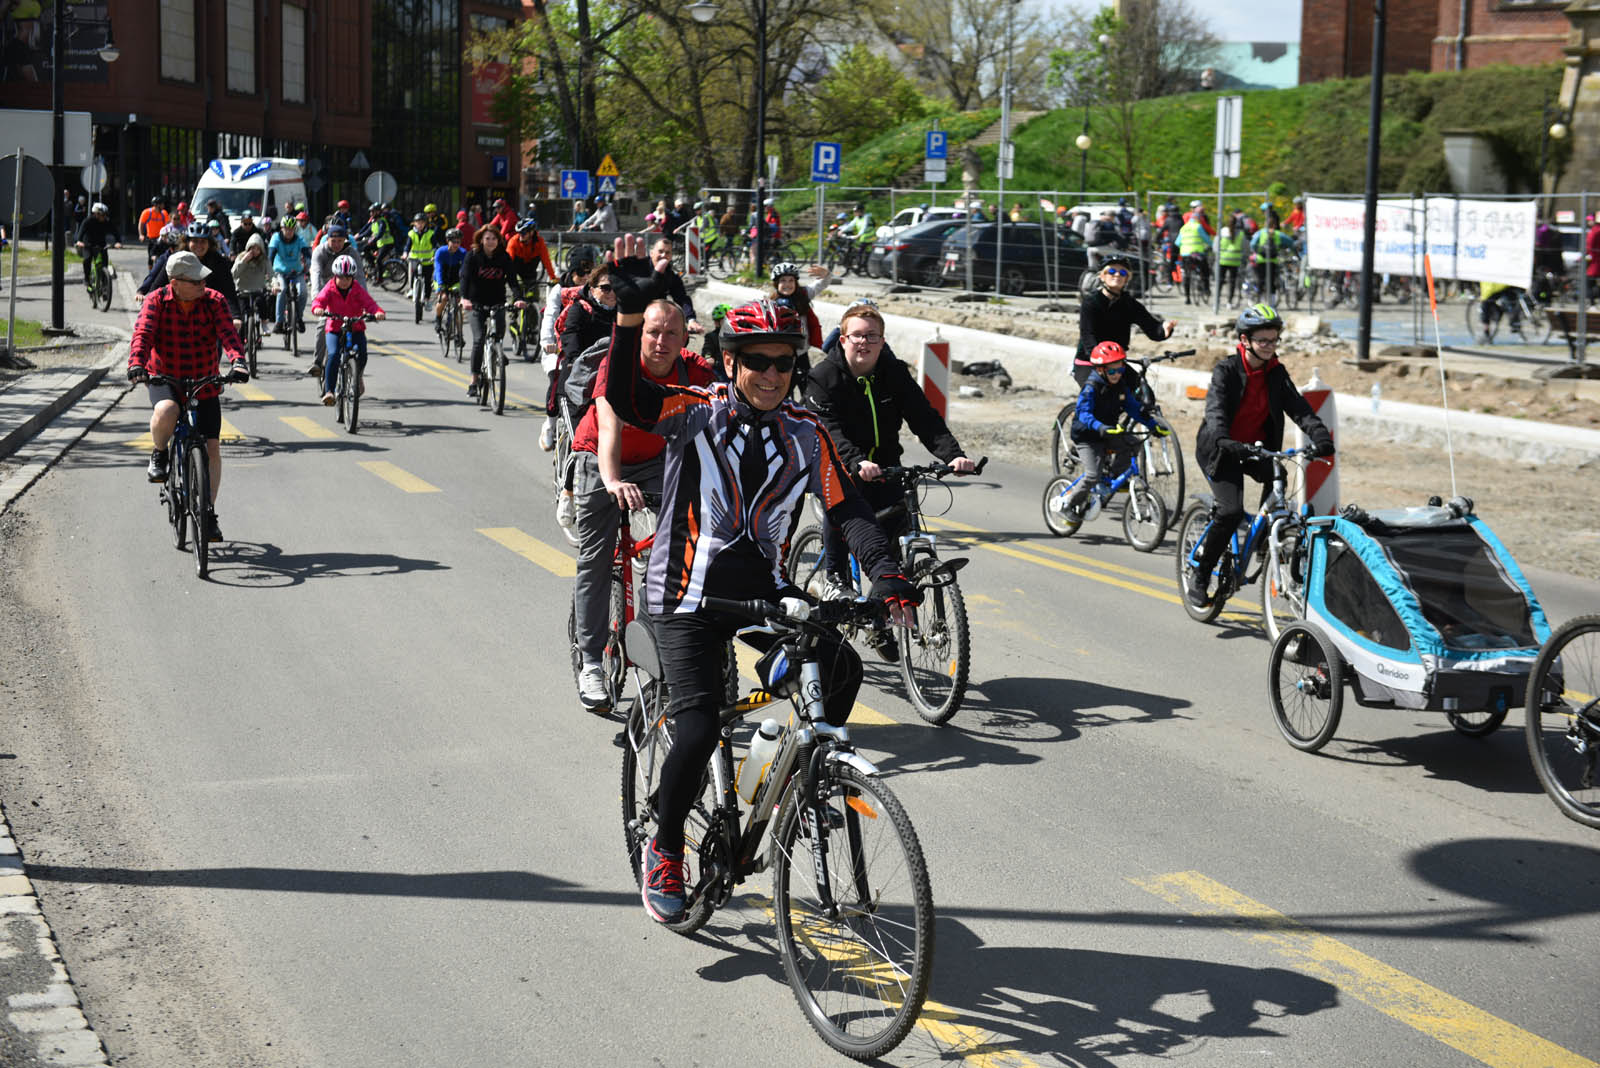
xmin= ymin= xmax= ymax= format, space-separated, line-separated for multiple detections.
xmin=1298 ymin=0 xmax=1568 ymax=83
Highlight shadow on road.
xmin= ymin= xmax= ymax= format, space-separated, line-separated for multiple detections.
xmin=1322 ymin=721 xmax=1544 ymax=795
xmin=202 ymin=540 xmax=450 ymax=587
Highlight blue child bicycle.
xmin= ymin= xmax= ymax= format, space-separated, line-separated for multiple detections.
xmin=1041 ymin=426 xmax=1168 ymax=551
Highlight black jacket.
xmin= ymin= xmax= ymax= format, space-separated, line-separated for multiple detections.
xmin=803 ymin=342 xmax=961 ymax=473
xmin=559 ymin=292 xmax=617 ymax=367
xmin=1195 ymin=350 xmax=1331 ymax=479
xmin=1075 ymin=286 xmax=1166 ymax=364
xmin=461 ymin=248 xmax=515 ymax=306
xmin=139 ymin=246 xmax=238 ymax=310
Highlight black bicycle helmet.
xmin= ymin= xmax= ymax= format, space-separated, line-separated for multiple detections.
xmin=566 ymin=244 xmax=599 ymax=275
xmin=1236 ymin=302 xmax=1284 ymax=336
xmin=184 ymin=221 xmax=210 ymax=238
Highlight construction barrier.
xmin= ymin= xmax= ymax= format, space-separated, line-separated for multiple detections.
xmin=685 ymin=221 xmax=702 ymax=276
xmin=919 ymin=330 xmax=950 ymax=417
xmin=1296 ymin=367 xmax=1339 ymax=514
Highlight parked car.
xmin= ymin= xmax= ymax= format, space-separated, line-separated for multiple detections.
xmin=940 ymin=222 xmax=1091 ymax=295
xmin=867 ymin=218 xmax=973 ymax=287
xmin=873 ymin=204 xmax=969 ymax=244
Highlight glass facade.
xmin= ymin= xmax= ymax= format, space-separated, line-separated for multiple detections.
xmin=372 ymin=0 xmax=461 ymax=203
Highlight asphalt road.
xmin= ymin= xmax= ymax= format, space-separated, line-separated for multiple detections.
xmin=1 ymin=257 xmax=1597 ymax=1067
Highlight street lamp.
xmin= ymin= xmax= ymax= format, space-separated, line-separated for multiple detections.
xmin=685 ymin=0 xmax=767 ymax=278
xmin=47 ymin=4 xmax=119 ymax=336
xmin=1538 ymin=88 xmax=1572 ymax=198
xmin=1075 ymin=33 xmax=1108 ymax=195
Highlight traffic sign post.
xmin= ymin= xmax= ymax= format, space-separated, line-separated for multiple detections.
xmin=363 ymin=170 xmax=398 ymax=205
xmin=560 ymin=170 xmax=591 ymax=201
xmin=1213 ymin=95 xmax=1242 ymax=314
xmin=596 ymin=175 xmax=617 ymax=196
xmin=810 ymin=142 xmax=841 ymax=184
xmin=925 ymin=131 xmax=948 ymax=160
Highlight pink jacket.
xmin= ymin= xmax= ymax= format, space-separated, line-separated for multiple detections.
xmin=311 ymin=279 xmax=383 ymax=333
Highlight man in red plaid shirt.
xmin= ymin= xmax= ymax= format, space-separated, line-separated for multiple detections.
xmin=128 ymin=251 xmax=250 ymax=542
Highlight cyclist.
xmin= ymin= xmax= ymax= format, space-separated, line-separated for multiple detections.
xmin=268 ymin=216 xmax=310 ymax=333
xmin=139 ymin=197 xmax=170 ymax=265
xmin=1250 ymin=209 xmax=1296 ymax=304
xmin=307 ymin=224 xmax=364 ymax=377
xmin=647 ymin=236 xmax=703 ymax=335
xmin=486 ymin=196 xmax=518 ymax=238
xmin=405 ymin=212 xmax=440 ymax=304
xmin=310 ymin=253 xmax=386 ymax=405
xmin=804 ymin=300 xmax=976 ymax=660
xmin=230 ymin=232 xmax=272 ymax=325
xmin=229 ymin=210 xmax=261 ymax=257
xmin=508 ymin=216 xmax=558 ymax=296
xmin=1057 ymin=340 xmax=1169 ymax=518
xmin=358 ymin=204 xmax=396 ymax=266
xmin=537 ymin=244 xmax=601 ymax=448
xmin=126 ymin=251 xmax=250 ymax=541
xmin=767 ymin=260 xmax=832 ymax=349
xmin=700 ymin=301 xmax=733 ymax=373
xmin=600 ymin=234 xmax=919 ymax=924
xmin=72 ymin=201 xmax=122 ymax=291
xmin=1187 ymin=304 xmax=1334 ymax=608
xmin=837 ymin=204 xmax=874 ymax=266
xmin=459 ymin=225 xmax=525 ymax=400
xmin=579 ymin=194 xmax=617 ymax=233
xmin=568 ymin=300 xmax=716 ymax=711
xmin=1177 ymin=209 xmax=1213 ymax=305
xmin=142 ymin=222 xmax=240 ymax=320
xmin=1074 ymin=254 xmax=1174 ymax=386
xmin=432 ymin=227 xmax=469 ymax=329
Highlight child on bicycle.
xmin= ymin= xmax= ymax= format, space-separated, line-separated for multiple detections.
xmin=1060 ymin=341 xmax=1169 ymax=517
xmin=310 ymin=254 xmax=385 ymax=405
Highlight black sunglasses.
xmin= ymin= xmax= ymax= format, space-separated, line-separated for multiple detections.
xmin=740 ymin=352 xmax=796 ymax=374
xmin=592 ymin=283 xmax=614 ymax=292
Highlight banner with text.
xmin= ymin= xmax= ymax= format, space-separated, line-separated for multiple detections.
xmin=1304 ymin=196 xmax=1535 ymax=288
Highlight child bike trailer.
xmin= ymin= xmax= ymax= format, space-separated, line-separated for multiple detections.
xmin=1268 ymin=497 xmax=1550 ymax=752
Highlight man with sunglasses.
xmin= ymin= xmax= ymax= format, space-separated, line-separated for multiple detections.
xmin=804 ymin=301 xmax=976 ymax=659
xmin=600 ymin=234 xmax=919 ymax=925
xmin=1057 ymin=340 xmax=1169 ymax=519
xmin=1074 ymin=254 xmax=1175 ymax=386
xmin=1187 ymin=303 xmax=1333 ymax=608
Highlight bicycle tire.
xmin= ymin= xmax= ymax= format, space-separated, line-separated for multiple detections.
xmin=783 ymin=525 xmax=827 ymax=592
xmin=1525 ymin=614 xmax=1600 ymax=829
xmin=1447 ymin=705 xmax=1507 ymax=737
xmin=187 ymin=445 xmax=211 ymax=579
xmin=344 ymin=348 xmax=361 ymax=434
xmin=567 ymin=576 xmax=628 ymax=711
xmin=1049 ymin=403 xmax=1079 ymax=476
xmin=493 ymin=341 xmax=507 ymax=414
xmin=412 ymin=274 xmax=424 ymax=324
xmin=290 ymin=304 xmax=301 ymax=359
xmin=899 ymin=567 xmax=970 ymax=725
xmin=245 ymin=317 xmax=260 ymax=378
xmin=436 ymin=310 xmax=452 ymax=361
xmin=1143 ymin=421 xmax=1184 ymax=527
xmin=335 ymin=353 xmax=349 ymax=425
xmin=1041 ymin=475 xmax=1084 ymax=538
xmin=620 ymin=690 xmax=716 ymax=935
xmin=1176 ymin=501 xmax=1227 ymax=623
xmin=1268 ymin=620 xmax=1344 ymax=752
xmin=1260 ymin=529 xmax=1306 ymax=643
xmin=771 ymin=763 xmax=933 ymax=1060
xmin=1121 ymin=485 xmax=1168 ymax=552
xmin=167 ymin=443 xmax=187 ymax=551
xmin=383 ymin=258 xmax=409 ymax=292
xmin=95 ymin=266 xmax=111 ymax=310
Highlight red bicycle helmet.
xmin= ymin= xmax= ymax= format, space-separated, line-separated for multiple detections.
xmin=719 ymin=299 xmax=805 ymax=354
xmin=1089 ymin=340 xmax=1127 ymax=366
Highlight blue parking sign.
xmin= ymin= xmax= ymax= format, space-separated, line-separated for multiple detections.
xmin=925 ymin=131 xmax=947 ymax=160
xmin=560 ymin=169 xmax=591 ymax=200
xmin=811 ymin=141 xmax=842 ymax=184
xmin=491 ymin=155 xmax=509 ymax=180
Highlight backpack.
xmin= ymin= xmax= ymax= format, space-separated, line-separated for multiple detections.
xmin=550 ymin=284 xmax=591 ymax=339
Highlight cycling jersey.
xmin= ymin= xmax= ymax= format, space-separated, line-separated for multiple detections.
xmin=506 ymin=230 xmax=558 ymax=286
xmin=1251 ymin=229 xmax=1295 ymax=264
xmin=139 ymin=207 xmax=170 ymax=240
xmin=434 ymin=244 xmax=468 ymax=288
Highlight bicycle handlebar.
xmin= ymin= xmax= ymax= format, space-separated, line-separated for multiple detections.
xmin=702 ymin=595 xmax=886 ymax=630
xmin=1137 ymin=348 xmax=1196 ymax=366
xmin=317 ymin=313 xmax=378 ymax=325
xmin=876 ymin=455 xmax=989 ymax=482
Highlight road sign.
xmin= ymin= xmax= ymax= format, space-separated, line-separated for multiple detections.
xmin=363 ymin=170 xmax=398 ymax=203
xmin=350 ymin=150 xmax=370 ymax=171
xmin=1213 ymin=95 xmax=1242 ymax=179
xmin=596 ymin=154 xmax=619 ymax=177
xmin=0 ymin=153 xmax=53 ymax=226
xmin=925 ymin=131 xmax=948 ymax=160
xmin=79 ymin=156 xmax=108 ymax=192
xmin=811 ymin=141 xmax=841 ymax=184
xmin=491 ymin=155 xmax=508 ymax=181
xmin=561 ymin=169 xmax=591 ymax=200
xmin=924 ymin=160 xmax=947 ymax=184
xmin=597 ymin=175 xmax=617 ymax=195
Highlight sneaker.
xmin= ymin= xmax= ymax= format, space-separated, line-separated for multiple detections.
xmin=577 ymin=664 xmax=609 ymax=711
xmin=540 ymin=416 xmax=557 ymax=451
xmin=308 ymin=361 xmax=324 ymax=378
xmin=866 ymin=626 xmax=900 ymax=664
xmin=205 ymin=513 xmax=224 ymax=543
xmin=146 ymin=449 xmax=169 ymax=483
xmin=296 ymin=320 xmax=305 ymax=334
xmin=808 ymin=571 xmax=855 ymax=603
xmin=322 ymin=392 xmax=335 ymax=406
xmin=467 ymin=379 xmax=479 ymax=399
xmin=1184 ymin=568 xmax=1210 ymax=608
xmin=639 ymin=837 xmax=685 ymax=924
xmin=556 ymin=490 xmax=577 ymax=530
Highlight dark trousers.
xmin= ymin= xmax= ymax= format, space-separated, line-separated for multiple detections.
xmin=821 ymin=479 xmax=904 ymax=580
xmin=469 ymin=306 xmax=504 ymax=377
xmin=1219 ymin=264 xmax=1239 ymax=304
xmin=651 ymin=609 xmax=863 ymax=854
xmin=1194 ymin=456 xmax=1274 ymax=582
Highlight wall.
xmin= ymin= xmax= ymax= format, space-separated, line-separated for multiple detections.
xmin=1299 ymin=0 xmax=1437 ymax=83
xmin=1432 ymin=0 xmax=1570 ymax=71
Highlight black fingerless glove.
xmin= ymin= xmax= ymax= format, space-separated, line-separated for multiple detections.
xmin=607 ymin=254 xmax=666 ymax=315
xmin=868 ymin=573 xmax=922 ymax=610
xmin=227 ymin=364 xmax=250 ymax=384
xmin=128 ymin=365 xmax=148 ymax=384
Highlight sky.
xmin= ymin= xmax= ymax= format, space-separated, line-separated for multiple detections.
xmin=1055 ymin=0 xmax=1302 ymax=43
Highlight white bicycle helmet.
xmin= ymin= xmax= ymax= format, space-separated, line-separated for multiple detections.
xmin=332 ymin=254 xmax=359 ymax=277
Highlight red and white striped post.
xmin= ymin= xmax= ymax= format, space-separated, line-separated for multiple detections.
xmin=684 ymin=220 xmax=703 ymax=277
xmin=1295 ymin=367 xmax=1339 ymax=514
xmin=919 ymin=329 xmax=950 ymax=417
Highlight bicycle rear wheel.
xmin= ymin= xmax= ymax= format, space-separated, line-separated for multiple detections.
xmin=772 ymin=764 xmax=933 ymax=1061
xmin=1525 ymin=614 xmax=1600 ymax=829
xmin=1175 ymin=501 xmax=1226 ymax=623
xmin=95 ymin=267 xmax=112 ymax=310
xmin=569 ymin=576 xmax=628 ymax=712
xmin=1049 ymin=404 xmax=1079 ymax=476
xmin=899 ymin=567 xmax=969 ymax=725
xmin=1142 ymin=423 xmax=1184 ymax=527
xmin=1268 ymin=621 xmax=1344 ymax=752
xmin=187 ymin=445 xmax=211 ymax=579
xmin=493 ymin=341 xmax=507 ymax=414
xmin=620 ymin=687 xmax=716 ymax=935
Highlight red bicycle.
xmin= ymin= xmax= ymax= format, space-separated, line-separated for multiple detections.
xmin=568 ymin=496 xmax=659 ymax=713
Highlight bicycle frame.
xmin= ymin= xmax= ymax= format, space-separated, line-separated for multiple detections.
xmin=1196 ymin=453 xmax=1303 ymax=590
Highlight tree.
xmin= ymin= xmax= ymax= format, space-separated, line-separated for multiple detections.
xmin=802 ymin=44 xmax=931 ymax=151
xmin=865 ymin=0 xmax=1056 ymax=111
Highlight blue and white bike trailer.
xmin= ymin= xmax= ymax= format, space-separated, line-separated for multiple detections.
xmin=1269 ymin=497 xmax=1551 ymax=752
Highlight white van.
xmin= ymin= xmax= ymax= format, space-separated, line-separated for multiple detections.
xmin=191 ymin=157 xmax=308 ymax=230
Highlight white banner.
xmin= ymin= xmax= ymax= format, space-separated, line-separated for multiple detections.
xmin=1304 ymin=196 xmax=1535 ymax=288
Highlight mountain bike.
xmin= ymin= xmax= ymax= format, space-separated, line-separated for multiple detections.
xmin=620 ymin=595 xmax=933 ymax=1060
xmin=476 ymin=305 xmax=510 ymax=414
xmin=321 ymin=313 xmax=376 ymax=434
xmin=785 ymin=459 xmax=985 ymax=725
xmin=1042 ymin=427 xmax=1168 ymax=551
xmin=436 ymin=284 xmax=465 ymax=363
xmin=238 ymin=290 xmax=266 ymax=378
xmin=1174 ymin=446 xmax=1318 ymax=631
xmin=80 ymin=245 xmax=114 ymax=310
xmin=1051 ymin=349 xmax=1191 ymax=527
xmin=508 ymin=290 xmax=541 ymax=362
xmin=1525 ymin=614 xmax=1600 ymax=830
xmin=277 ymin=273 xmax=302 ymax=359
xmin=149 ymin=374 xmax=228 ymax=580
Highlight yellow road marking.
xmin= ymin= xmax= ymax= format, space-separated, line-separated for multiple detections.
xmin=1134 ymin=871 xmax=1598 ymax=1068
xmin=386 ymin=343 xmax=545 ymax=412
xmin=124 ymin=417 xmax=245 ymax=451
xmin=478 ymin=527 xmax=575 ymax=577
xmin=279 ymin=415 xmax=339 ymax=440
xmin=357 ymin=460 xmax=440 ymax=493
xmin=235 ymin=383 xmax=274 ymax=402
xmin=735 ymin=638 xmax=894 ymax=726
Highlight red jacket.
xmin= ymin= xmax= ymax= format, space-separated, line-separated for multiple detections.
xmin=1587 ymin=223 xmax=1600 ymax=279
xmin=489 ymin=207 xmax=519 ymax=238
xmin=575 ymin=349 xmax=716 ymax=463
xmin=129 ymin=287 xmax=245 ymax=400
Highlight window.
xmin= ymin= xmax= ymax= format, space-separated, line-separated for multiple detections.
xmin=159 ymin=0 xmax=196 ymax=83
xmin=281 ymin=3 xmax=306 ymax=103
xmin=227 ymin=0 xmax=255 ymax=93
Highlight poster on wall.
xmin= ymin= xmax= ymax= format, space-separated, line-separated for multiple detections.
xmin=1 ymin=1 xmax=112 ymax=84
xmin=1304 ymin=195 xmax=1535 ymax=289
xmin=471 ymin=61 xmax=508 ymax=127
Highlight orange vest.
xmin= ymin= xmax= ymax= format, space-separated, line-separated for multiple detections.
xmin=140 ymin=207 xmax=170 ymax=239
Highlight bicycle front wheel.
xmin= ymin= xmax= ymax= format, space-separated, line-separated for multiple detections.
xmin=772 ymin=764 xmax=934 ymax=1061
xmin=187 ymin=444 xmax=211 ymax=579
xmin=1525 ymin=614 xmax=1600 ymax=829
xmin=344 ymin=353 xmax=361 ymax=434
xmin=1260 ymin=532 xmax=1306 ymax=643
xmin=1121 ymin=486 xmax=1168 ymax=552
xmin=1175 ymin=501 xmax=1226 ymax=623
xmin=246 ymin=317 xmax=260 ymax=378
xmin=1049 ymin=404 xmax=1079 ymax=476
xmin=1041 ymin=475 xmax=1084 ymax=537
xmin=899 ymin=572 xmax=970 ymax=725
xmin=167 ymin=444 xmax=187 ymax=551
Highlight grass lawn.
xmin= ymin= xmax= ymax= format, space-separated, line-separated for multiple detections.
xmin=4 ymin=317 xmax=45 ymax=346
xmin=3 ymin=241 xmax=66 ymax=272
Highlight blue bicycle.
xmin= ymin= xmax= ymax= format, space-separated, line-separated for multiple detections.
xmin=149 ymin=374 xmax=228 ymax=580
xmin=1041 ymin=426 xmax=1168 ymax=551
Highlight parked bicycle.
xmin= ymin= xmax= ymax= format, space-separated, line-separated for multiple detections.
xmin=620 ymin=594 xmax=933 ymax=1059
xmin=1041 ymin=426 xmax=1168 ymax=551
xmin=1525 ymin=613 xmax=1600 ymax=830
xmin=149 ymin=374 xmax=229 ymax=580
xmin=785 ymin=459 xmax=985 ymax=725
xmin=1174 ymin=445 xmax=1317 ymax=632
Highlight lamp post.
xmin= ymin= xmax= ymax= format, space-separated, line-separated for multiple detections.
xmin=1538 ymin=87 xmax=1571 ymax=199
xmin=1076 ymin=121 xmax=1092 ymax=193
xmin=47 ymin=3 xmax=119 ymax=336
xmin=687 ymin=0 xmax=765 ymax=278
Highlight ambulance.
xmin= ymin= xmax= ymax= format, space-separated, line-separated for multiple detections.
xmin=190 ymin=157 xmax=308 ymax=229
